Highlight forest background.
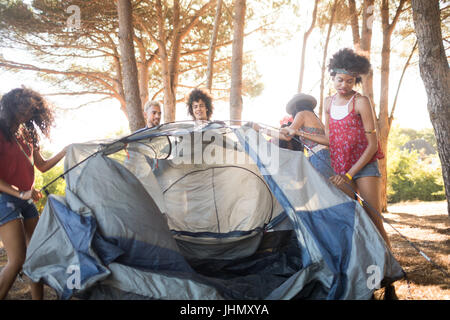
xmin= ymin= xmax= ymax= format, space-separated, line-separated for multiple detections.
xmin=0 ymin=0 xmax=448 ymax=213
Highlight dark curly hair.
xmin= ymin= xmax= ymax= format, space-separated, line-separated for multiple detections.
xmin=0 ymin=88 xmax=54 ymax=148
xmin=328 ymin=48 xmax=371 ymax=84
xmin=186 ymin=88 xmax=214 ymax=120
xmin=279 ymin=122 xmax=304 ymax=152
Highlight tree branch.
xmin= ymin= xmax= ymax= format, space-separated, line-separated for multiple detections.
xmin=0 ymin=59 xmax=118 ymax=95
xmin=389 ymin=39 xmax=417 ymax=126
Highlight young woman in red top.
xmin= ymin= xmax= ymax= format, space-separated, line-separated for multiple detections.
xmin=282 ymin=49 xmax=390 ymax=247
xmin=282 ymin=48 xmax=397 ymax=299
xmin=0 ymin=88 xmax=67 ymax=299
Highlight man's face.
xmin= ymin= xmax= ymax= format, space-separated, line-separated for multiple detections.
xmin=192 ymin=99 xmax=208 ymax=121
xmin=145 ymin=105 xmax=161 ymax=127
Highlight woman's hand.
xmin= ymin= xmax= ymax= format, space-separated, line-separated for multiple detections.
xmin=280 ymin=127 xmax=296 ymax=137
xmin=20 ymin=188 xmax=42 ymax=201
xmin=252 ymin=123 xmax=261 ymax=132
xmin=19 ymin=190 xmax=33 ymax=201
xmin=31 ymin=188 xmax=43 ymax=201
xmin=329 ymin=174 xmax=351 ymax=188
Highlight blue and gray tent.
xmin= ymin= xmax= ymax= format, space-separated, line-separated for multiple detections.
xmin=23 ymin=121 xmax=404 ymax=299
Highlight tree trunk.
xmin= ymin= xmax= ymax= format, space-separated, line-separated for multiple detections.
xmin=390 ymin=41 xmax=418 ymax=125
xmin=411 ymin=0 xmax=450 ymax=215
xmin=348 ymin=0 xmax=375 ymax=109
xmin=230 ymin=0 xmax=246 ymax=123
xmin=117 ymin=0 xmax=145 ymax=131
xmin=153 ymin=0 xmax=215 ymax=122
xmin=167 ymin=0 xmax=182 ymax=122
xmin=347 ymin=0 xmax=360 ymax=49
xmin=136 ymin=37 xmax=150 ymax=108
xmin=138 ymin=60 xmax=149 ymax=108
xmin=378 ymin=28 xmax=392 ymax=214
xmin=378 ymin=0 xmax=406 ymax=212
xmin=298 ymin=0 xmax=319 ymax=93
xmin=206 ymin=0 xmax=223 ymax=91
xmin=360 ymin=0 xmax=375 ymax=107
xmin=319 ymin=0 xmax=338 ymax=120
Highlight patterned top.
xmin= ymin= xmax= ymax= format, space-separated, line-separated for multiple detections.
xmin=328 ymin=94 xmax=383 ymax=175
xmin=301 ymin=126 xmax=325 ymax=150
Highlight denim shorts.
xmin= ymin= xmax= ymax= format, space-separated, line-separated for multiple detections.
xmin=308 ymin=148 xmax=335 ymax=180
xmin=353 ymin=160 xmax=381 ymax=180
xmin=0 ymin=193 xmax=39 ymax=227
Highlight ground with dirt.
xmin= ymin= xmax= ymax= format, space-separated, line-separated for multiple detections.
xmin=378 ymin=201 xmax=449 ymax=300
xmin=1 ymin=200 xmax=448 ymax=300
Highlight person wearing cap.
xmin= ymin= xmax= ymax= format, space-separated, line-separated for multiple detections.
xmin=143 ymin=100 xmax=162 ymax=128
xmin=280 ymin=93 xmax=334 ymax=179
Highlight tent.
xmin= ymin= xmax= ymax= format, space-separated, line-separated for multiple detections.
xmin=23 ymin=121 xmax=404 ymax=299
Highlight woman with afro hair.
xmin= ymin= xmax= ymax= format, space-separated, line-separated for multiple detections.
xmin=282 ymin=48 xmax=397 ymax=298
xmin=0 ymin=88 xmax=67 ymax=299
xmin=282 ymin=48 xmax=390 ymax=249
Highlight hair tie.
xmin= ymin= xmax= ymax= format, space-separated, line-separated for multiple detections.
xmin=332 ymin=68 xmax=358 ymax=77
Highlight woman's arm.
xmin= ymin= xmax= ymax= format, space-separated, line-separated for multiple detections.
xmin=346 ymin=96 xmax=378 ymax=178
xmin=33 ymin=146 xmax=67 ymax=173
xmin=280 ymin=102 xmax=331 ymax=146
xmin=277 ymin=112 xmax=304 ymax=142
xmin=298 ymin=129 xmax=330 ymax=146
xmin=252 ymin=123 xmax=292 ymax=141
xmin=280 ymin=126 xmax=329 ymax=145
xmin=0 ymin=179 xmax=41 ymax=201
xmin=0 ymin=179 xmax=23 ymax=199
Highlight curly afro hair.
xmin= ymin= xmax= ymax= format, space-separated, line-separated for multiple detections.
xmin=328 ymin=48 xmax=371 ymax=84
xmin=186 ymin=88 xmax=214 ymax=120
xmin=0 ymin=87 xmax=55 ymax=148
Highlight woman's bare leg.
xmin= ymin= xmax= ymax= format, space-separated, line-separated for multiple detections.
xmin=23 ymin=217 xmax=43 ymax=300
xmin=355 ymin=176 xmax=391 ymax=249
xmin=0 ymin=219 xmax=26 ymax=300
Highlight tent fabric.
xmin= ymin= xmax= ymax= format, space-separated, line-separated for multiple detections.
xmin=23 ymin=121 xmax=404 ymax=300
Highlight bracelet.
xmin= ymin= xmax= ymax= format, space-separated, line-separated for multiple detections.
xmin=19 ymin=191 xmax=24 ymax=199
xmin=345 ymin=173 xmax=353 ymax=181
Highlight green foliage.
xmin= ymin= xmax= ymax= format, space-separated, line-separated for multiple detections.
xmin=387 ymin=125 xmax=445 ymax=203
xmin=33 ymin=164 xmax=66 ymax=213
xmin=394 ymin=127 xmax=437 ymax=150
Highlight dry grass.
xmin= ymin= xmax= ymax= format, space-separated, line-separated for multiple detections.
xmin=376 ymin=200 xmax=449 ymax=300
xmin=1 ymin=200 xmax=448 ymax=300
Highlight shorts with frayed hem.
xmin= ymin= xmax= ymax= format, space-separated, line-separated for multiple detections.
xmin=0 ymin=193 xmax=39 ymax=227
xmin=353 ymin=160 xmax=381 ymax=180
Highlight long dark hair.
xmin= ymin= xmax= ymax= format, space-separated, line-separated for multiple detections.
xmin=0 ymin=88 xmax=54 ymax=148
xmin=279 ymin=122 xmax=304 ymax=152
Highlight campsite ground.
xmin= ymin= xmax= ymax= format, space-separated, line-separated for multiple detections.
xmin=0 ymin=200 xmax=449 ymax=300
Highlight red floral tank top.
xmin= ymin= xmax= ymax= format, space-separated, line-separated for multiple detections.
xmin=328 ymin=94 xmax=383 ymax=175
